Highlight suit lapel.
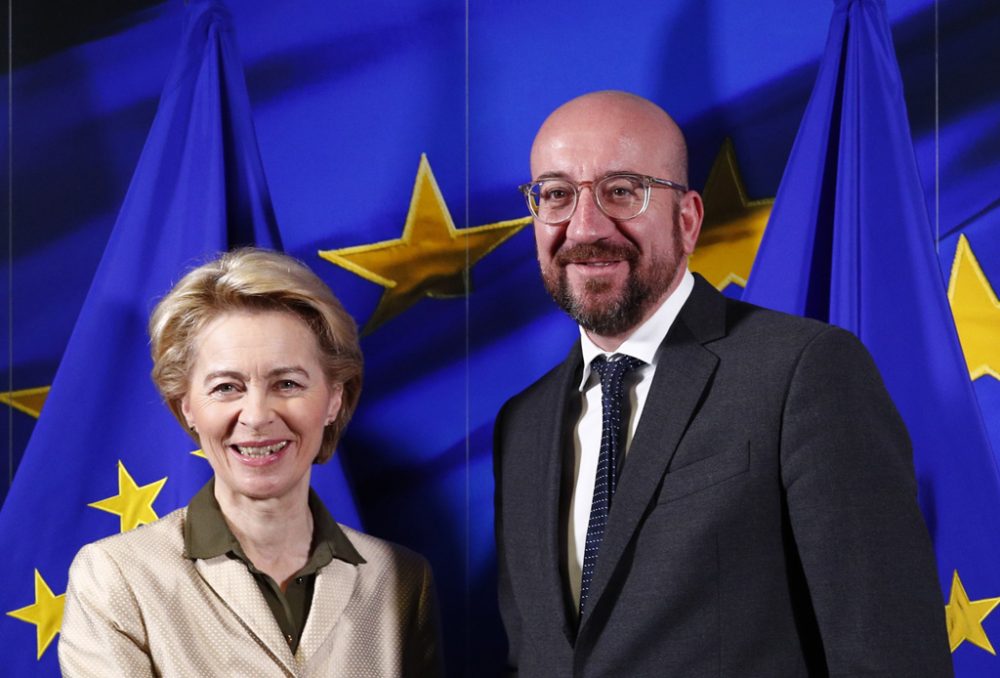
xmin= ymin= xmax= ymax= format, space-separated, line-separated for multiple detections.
xmin=297 ymin=559 xmax=359 ymax=664
xmin=535 ymin=346 xmax=584 ymax=643
xmin=579 ymin=276 xmax=726 ymax=631
xmin=194 ymin=556 xmax=298 ymax=673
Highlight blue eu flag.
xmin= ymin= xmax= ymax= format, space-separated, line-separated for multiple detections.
xmin=0 ymin=1 xmax=356 ymax=673
xmin=742 ymin=0 xmax=1000 ymax=673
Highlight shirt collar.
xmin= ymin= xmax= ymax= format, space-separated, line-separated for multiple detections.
xmin=577 ymin=268 xmax=694 ymax=391
xmin=184 ymin=478 xmax=365 ymax=567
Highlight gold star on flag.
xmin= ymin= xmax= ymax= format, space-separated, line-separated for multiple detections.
xmin=319 ymin=154 xmax=529 ymax=334
xmin=0 ymin=385 xmax=50 ymax=418
xmin=947 ymin=234 xmax=1000 ymax=381
xmin=6 ymin=569 xmax=66 ymax=659
xmin=690 ymin=139 xmax=773 ymax=290
xmin=88 ymin=460 xmax=167 ymax=533
xmin=945 ymin=569 xmax=1000 ymax=654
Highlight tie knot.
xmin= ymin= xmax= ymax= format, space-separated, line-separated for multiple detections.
xmin=591 ymin=354 xmax=644 ymax=387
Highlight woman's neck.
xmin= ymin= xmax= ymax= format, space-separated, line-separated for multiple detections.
xmin=214 ymin=482 xmax=314 ymax=591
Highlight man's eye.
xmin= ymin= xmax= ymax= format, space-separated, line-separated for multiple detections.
xmin=541 ymin=185 xmax=573 ymax=203
xmin=601 ymin=179 xmax=640 ymax=201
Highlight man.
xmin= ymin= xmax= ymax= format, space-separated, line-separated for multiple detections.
xmin=493 ymin=91 xmax=952 ymax=677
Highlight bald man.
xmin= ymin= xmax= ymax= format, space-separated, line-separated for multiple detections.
xmin=493 ymin=92 xmax=951 ymax=677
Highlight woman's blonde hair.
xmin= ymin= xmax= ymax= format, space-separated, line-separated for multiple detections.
xmin=149 ymin=248 xmax=362 ymax=463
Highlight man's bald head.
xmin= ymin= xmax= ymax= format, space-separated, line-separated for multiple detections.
xmin=530 ymin=91 xmax=689 ymax=186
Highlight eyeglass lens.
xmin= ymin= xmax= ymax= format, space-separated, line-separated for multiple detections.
xmin=530 ymin=175 xmax=647 ymax=223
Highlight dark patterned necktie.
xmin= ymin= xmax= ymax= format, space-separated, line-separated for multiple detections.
xmin=579 ymin=353 xmax=644 ymax=616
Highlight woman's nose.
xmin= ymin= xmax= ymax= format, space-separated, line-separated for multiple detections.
xmin=238 ymin=388 xmax=274 ymax=431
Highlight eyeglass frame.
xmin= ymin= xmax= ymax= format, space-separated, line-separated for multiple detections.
xmin=518 ymin=172 xmax=689 ymax=225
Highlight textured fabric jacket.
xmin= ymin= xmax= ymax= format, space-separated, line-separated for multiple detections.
xmin=494 ymin=275 xmax=952 ymax=677
xmin=59 ymin=507 xmax=442 ymax=677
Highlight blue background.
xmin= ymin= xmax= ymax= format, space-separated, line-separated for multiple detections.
xmin=2 ymin=1 xmax=998 ymax=674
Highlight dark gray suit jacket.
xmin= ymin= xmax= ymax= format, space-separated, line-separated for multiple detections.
xmin=494 ymin=275 xmax=952 ymax=677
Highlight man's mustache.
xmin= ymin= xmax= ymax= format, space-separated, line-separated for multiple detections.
xmin=553 ymin=243 xmax=639 ymax=266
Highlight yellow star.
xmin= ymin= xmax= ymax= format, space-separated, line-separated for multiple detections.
xmin=690 ymin=139 xmax=773 ymax=290
xmin=319 ymin=154 xmax=530 ymax=334
xmin=947 ymin=234 xmax=1000 ymax=381
xmin=0 ymin=385 xmax=50 ymax=418
xmin=6 ymin=569 xmax=66 ymax=660
xmin=946 ymin=569 xmax=1000 ymax=654
xmin=88 ymin=460 xmax=167 ymax=533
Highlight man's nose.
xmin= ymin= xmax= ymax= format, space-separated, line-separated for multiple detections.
xmin=565 ymin=187 xmax=617 ymax=244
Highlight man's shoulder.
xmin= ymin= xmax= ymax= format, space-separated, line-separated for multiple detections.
xmin=699 ymin=292 xmax=881 ymax=385
xmin=724 ymin=294 xmax=828 ymax=334
xmin=499 ymin=348 xmax=577 ymax=421
xmin=658 ymin=274 xmax=844 ymax=356
xmin=710 ymin=291 xmax=850 ymax=351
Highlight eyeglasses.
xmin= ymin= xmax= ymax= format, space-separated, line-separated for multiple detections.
xmin=519 ymin=172 xmax=688 ymax=225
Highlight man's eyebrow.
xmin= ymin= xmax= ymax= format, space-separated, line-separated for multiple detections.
xmin=533 ymin=170 xmax=639 ymax=181
xmin=533 ymin=171 xmax=572 ymax=181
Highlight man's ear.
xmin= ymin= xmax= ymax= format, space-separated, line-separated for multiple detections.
xmin=679 ymin=190 xmax=704 ymax=255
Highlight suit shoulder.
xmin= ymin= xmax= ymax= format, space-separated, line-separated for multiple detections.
xmin=719 ymin=296 xmax=861 ymax=352
xmin=726 ymin=295 xmax=827 ymax=334
xmin=711 ymin=297 xmax=887 ymax=402
xmin=498 ymin=350 xmax=577 ymax=421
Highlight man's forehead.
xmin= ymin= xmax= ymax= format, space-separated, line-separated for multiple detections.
xmin=530 ymin=92 xmax=685 ymax=177
xmin=530 ymin=124 xmax=664 ymax=178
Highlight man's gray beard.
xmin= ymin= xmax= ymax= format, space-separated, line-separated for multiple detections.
xmin=542 ymin=221 xmax=684 ymax=337
xmin=542 ymin=247 xmax=682 ymax=337
xmin=546 ymin=270 xmax=656 ymax=337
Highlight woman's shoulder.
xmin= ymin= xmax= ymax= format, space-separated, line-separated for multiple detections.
xmin=336 ymin=523 xmax=431 ymax=574
xmin=73 ymin=506 xmax=188 ymax=567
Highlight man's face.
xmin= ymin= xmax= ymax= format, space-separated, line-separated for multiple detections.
xmin=530 ymin=101 xmax=700 ymax=342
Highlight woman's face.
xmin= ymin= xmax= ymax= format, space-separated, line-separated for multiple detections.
xmin=181 ymin=310 xmax=342 ymax=503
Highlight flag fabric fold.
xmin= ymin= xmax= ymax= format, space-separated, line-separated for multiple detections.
xmin=0 ymin=1 xmax=357 ymax=672
xmin=742 ymin=0 xmax=1000 ymax=672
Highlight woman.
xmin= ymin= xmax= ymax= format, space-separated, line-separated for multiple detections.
xmin=59 ymin=248 xmax=442 ymax=677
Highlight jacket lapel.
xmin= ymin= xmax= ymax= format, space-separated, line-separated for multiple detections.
xmin=297 ymin=559 xmax=359 ymax=664
xmin=535 ymin=346 xmax=584 ymax=643
xmin=194 ymin=556 xmax=298 ymax=673
xmin=579 ymin=276 xmax=726 ymax=631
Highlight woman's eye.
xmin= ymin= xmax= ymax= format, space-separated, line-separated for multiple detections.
xmin=211 ymin=383 xmax=238 ymax=395
xmin=277 ymin=380 xmax=302 ymax=391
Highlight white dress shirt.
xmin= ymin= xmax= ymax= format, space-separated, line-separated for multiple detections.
xmin=566 ymin=269 xmax=694 ymax=610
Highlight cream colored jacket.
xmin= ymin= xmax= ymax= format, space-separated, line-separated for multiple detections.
xmin=59 ymin=507 xmax=442 ymax=677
